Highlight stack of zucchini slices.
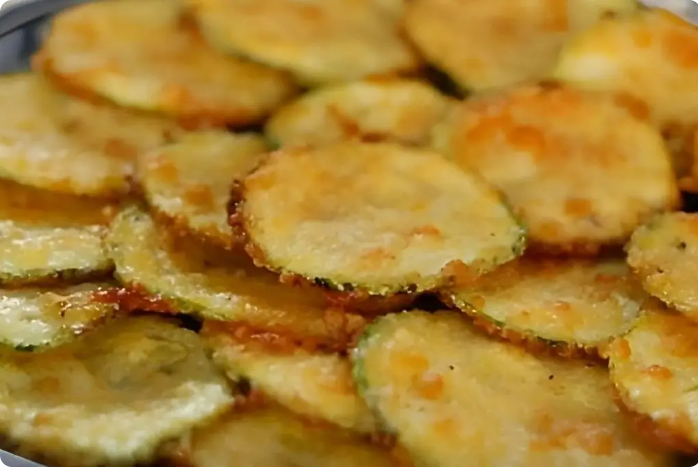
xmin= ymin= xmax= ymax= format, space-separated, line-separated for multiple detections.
xmin=1 ymin=0 xmax=698 ymax=465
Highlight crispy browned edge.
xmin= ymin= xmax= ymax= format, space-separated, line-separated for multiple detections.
xmin=151 ymin=207 xmax=240 ymax=251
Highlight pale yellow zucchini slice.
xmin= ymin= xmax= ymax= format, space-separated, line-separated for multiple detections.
xmin=404 ymin=0 xmax=637 ymax=92
xmin=444 ymin=257 xmax=646 ymax=356
xmin=265 ymin=78 xmax=453 ymax=148
xmin=0 ymin=316 xmax=234 ymax=466
xmin=626 ymin=212 xmax=698 ymax=320
xmin=36 ymin=0 xmax=297 ymax=127
xmin=608 ymin=301 xmax=698 ymax=452
xmin=184 ymin=0 xmax=420 ymax=86
xmin=181 ymin=406 xmax=398 ymax=467
xmin=107 ymin=206 xmax=366 ymax=350
xmin=231 ymin=141 xmax=525 ymax=296
xmin=433 ymin=82 xmax=678 ymax=254
xmin=553 ymin=9 xmax=698 ymax=177
xmin=137 ymin=131 xmax=267 ymax=248
xmin=353 ymin=310 xmax=675 ymax=467
xmin=204 ymin=324 xmax=377 ymax=433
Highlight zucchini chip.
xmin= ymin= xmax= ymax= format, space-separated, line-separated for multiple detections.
xmin=353 ymin=310 xmax=674 ymax=467
xmin=184 ymin=0 xmax=420 ymax=86
xmin=626 ymin=212 xmax=698 ymax=319
xmin=553 ymin=9 xmax=698 ymax=177
xmin=108 ymin=206 xmax=366 ymax=350
xmin=0 ymin=180 xmax=114 ymax=285
xmin=204 ymin=323 xmax=377 ymax=433
xmin=265 ymin=78 xmax=453 ymax=148
xmin=404 ymin=0 xmax=637 ymax=92
xmin=608 ymin=301 xmax=698 ymax=452
xmin=444 ymin=257 xmax=646 ymax=357
xmin=0 ymin=315 xmax=234 ymax=466
xmin=36 ymin=0 xmax=297 ymax=127
xmin=138 ymin=131 xmax=267 ymax=249
xmin=230 ymin=141 xmax=525 ymax=296
xmin=182 ymin=406 xmax=397 ymax=467
xmin=0 ymin=73 xmax=182 ymax=197
xmin=432 ymin=82 xmax=678 ymax=254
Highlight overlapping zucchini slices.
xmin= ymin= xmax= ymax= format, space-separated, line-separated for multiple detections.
xmin=404 ymin=0 xmax=637 ymax=92
xmin=432 ymin=82 xmax=678 ymax=254
xmin=553 ymin=8 xmax=698 ymax=177
xmin=137 ymin=131 xmax=267 ymax=248
xmin=444 ymin=257 xmax=646 ymax=357
xmin=181 ymin=406 xmax=397 ymax=467
xmin=608 ymin=301 xmax=698 ymax=453
xmin=353 ymin=311 xmax=674 ymax=467
xmin=204 ymin=323 xmax=376 ymax=433
xmin=265 ymin=78 xmax=453 ymax=148
xmin=230 ymin=141 xmax=525 ymax=296
xmin=107 ymin=205 xmax=365 ymax=350
xmin=0 ymin=316 xmax=234 ymax=466
xmin=184 ymin=0 xmax=420 ymax=86
xmin=35 ymin=0 xmax=297 ymax=127
xmin=626 ymin=212 xmax=698 ymax=319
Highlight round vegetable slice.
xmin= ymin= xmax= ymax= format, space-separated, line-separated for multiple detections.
xmin=184 ymin=0 xmax=420 ymax=85
xmin=432 ymin=82 xmax=678 ymax=254
xmin=608 ymin=301 xmax=698 ymax=452
xmin=553 ymin=9 xmax=698 ymax=177
xmin=265 ymin=78 xmax=453 ymax=148
xmin=0 ymin=315 xmax=234 ymax=466
xmin=626 ymin=212 xmax=698 ymax=319
xmin=444 ymin=257 xmax=646 ymax=357
xmin=404 ymin=0 xmax=637 ymax=92
xmin=204 ymin=323 xmax=376 ymax=433
xmin=36 ymin=0 xmax=297 ymax=127
xmin=180 ymin=406 xmax=397 ymax=467
xmin=138 ymin=131 xmax=267 ymax=249
xmin=353 ymin=310 xmax=674 ymax=467
xmin=230 ymin=141 xmax=525 ymax=296
xmin=107 ymin=205 xmax=366 ymax=350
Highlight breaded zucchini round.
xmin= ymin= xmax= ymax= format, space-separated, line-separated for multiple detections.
xmin=626 ymin=212 xmax=698 ymax=319
xmin=608 ymin=301 xmax=698 ymax=452
xmin=0 ymin=73 xmax=181 ymax=197
xmin=265 ymin=78 xmax=453 ymax=148
xmin=404 ymin=0 xmax=637 ymax=92
xmin=107 ymin=206 xmax=366 ymax=350
xmin=0 ymin=316 xmax=234 ymax=466
xmin=204 ymin=324 xmax=376 ymax=433
xmin=353 ymin=310 xmax=674 ymax=467
xmin=444 ymin=257 xmax=646 ymax=357
xmin=229 ymin=141 xmax=525 ymax=296
xmin=138 ymin=131 xmax=267 ymax=249
xmin=36 ymin=0 xmax=297 ymax=127
xmin=184 ymin=0 xmax=420 ymax=85
xmin=553 ymin=9 xmax=698 ymax=177
xmin=433 ymin=82 xmax=678 ymax=254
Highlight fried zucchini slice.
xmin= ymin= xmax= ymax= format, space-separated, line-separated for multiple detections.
xmin=138 ymin=131 xmax=267 ymax=248
xmin=353 ymin=310 xmax=674 ymax=467
xmin=444 ymin=257 xmax=646 ymax=356
xmin=0 ymin=315 xmax=234 ymax=466
xmin=404 ymin=0 xmax=637 ymax=92
xmin=204 ymin=324 xmax=377 ymax=433
xmin=36 ymin=0 xmax=297 ymax=127
xmin=108 ymin=206 xmax=365 ymax=350
xmin=626 ymin=212 xmax=698 ymax=319
xmin=184 ymin=0 xmax=420 ymax=86
xmin=265 ymin=78 xmax=453 ymax=148
xmin=553 ymin=9 xmax=698 ymax=177
xmin=432 ymin=82 xmax=678 ymax=254
xmin=607 ymin=301 xmax=698 ymax=452
xmin=0 ymin=73 xmax=182 ymax=197
xmin=231 ymin=141 xmax=525 ymax=296
xmin=182 ymin=406 xmax=397 ymax=467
